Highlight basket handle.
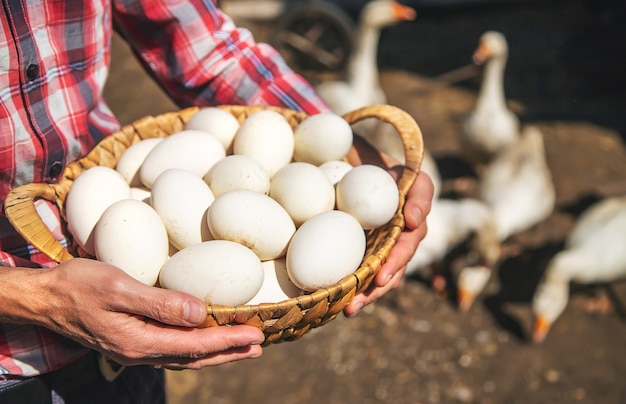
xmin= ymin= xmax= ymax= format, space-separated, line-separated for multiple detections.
xmin=4 ymin=183 xmax=75 ymax=263
xmin=342 ymin=104 xmax=424 ymax=197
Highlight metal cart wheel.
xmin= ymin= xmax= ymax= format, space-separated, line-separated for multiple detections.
xmin=269 ymin=1 xmax=356 ymax=74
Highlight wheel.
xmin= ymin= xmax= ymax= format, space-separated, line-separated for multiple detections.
xmin=270 ymin=1 xmax=356 ymax=73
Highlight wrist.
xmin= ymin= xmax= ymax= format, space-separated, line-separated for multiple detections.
xmin=0 ymin=265 xmax=58 ymax=327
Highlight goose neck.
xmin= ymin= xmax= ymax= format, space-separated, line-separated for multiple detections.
xmin=347 ymin=25 xmax=381 ymax=89
xmin=547 ymin=249 xmax=595 ymax=283
xmin=476 ymin=57 xmax=507 ymax=111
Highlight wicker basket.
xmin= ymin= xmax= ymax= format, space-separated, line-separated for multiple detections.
xmin=4 ymin=104 xmax=424 ymax=346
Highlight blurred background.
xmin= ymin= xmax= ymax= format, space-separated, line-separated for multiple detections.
xmin=105 ymin=0 xmax=626 ymax=402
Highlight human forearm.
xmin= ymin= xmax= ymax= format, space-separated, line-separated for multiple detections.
xmin=112 ymin=0 xmax=330 ymax=115
xmin=0 ymin=265 xmax=56 ymax=326
xmin=0 ymin=258 xmax=266 ymax=368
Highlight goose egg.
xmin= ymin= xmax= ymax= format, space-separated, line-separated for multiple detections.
xmin=336 ymin=164 xmax=399 ymax=230
xmin=94 ymin=199 xmax=169 ymax=286
xmin=151 ymin=168 xmax=215 ymax=250
xmin=203 ymin=155 xmax=270 ymax=197
xmin=246 ymin=258 xmax=303 ymax=305
xmin=207 ymin=190 xmax=295 ymax=261
xmin=159 ymin=240 xmax=264 ymax=306
xmin=115 ymin=138 xmax=162 ymax=187
xmin=232 ymin=110 xmax=294 ymax=177
xmin=318 ymin=160 xmax=353 ymax=186
xmin=293 ymin=113 xmax=353 ymax=165
xmin=269 ymin=162 xmax=335 ymax=227
xmin=65 ymin=166 xmax=132 ymax=256
xmin=130 ymin=186 xmax=151 ymax=204
xmin=286 ymin=210 xmax=366 ymax=291
xmin=139 ymin=130 xmax=225 ymax=188
xmin=184 ymin=107 xmax=240 ymax=153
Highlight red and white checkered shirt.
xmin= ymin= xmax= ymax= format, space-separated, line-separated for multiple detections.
xmin=0 ymin=0 xmax=329 ymax=378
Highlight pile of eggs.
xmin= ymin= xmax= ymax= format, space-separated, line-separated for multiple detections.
xmin=65 ymin=107 xmax=400 ymax=306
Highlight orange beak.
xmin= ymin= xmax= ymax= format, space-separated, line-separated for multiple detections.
xmin=457 ymin=288 xmax=476 ymax=312
xmin=532 ymin=316 xmax=552 ymax=343
xmin=392 ymin=2 xmax=417 ymax=22
xmin=472 ymin=41 xmax=491 ymax=65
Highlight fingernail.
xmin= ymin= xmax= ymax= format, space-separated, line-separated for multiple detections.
xmin=247 ymin=347 xmax=263 ymax=359
xmin=351 ymin=303 xmax=363 ymax=316
xmin=383 ymin=274 xmax=392 ymax=286
xmin=412 ymin=206 xmax=424 ymax=225
xmin=183 ymin=301 xmax=205 ymax=324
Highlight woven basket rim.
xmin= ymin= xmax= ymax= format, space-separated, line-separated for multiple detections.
xmin=4 ymin=103 xmax=424 ymax=345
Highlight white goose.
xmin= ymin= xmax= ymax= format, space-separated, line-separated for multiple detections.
xmin=456 ymin=263 xmax=496 ymax=312
xmin=461 ymin=30 xmax=520 ymax=168
xmin=316 ymin=0 xmax=415 ymax=113
xmin=452 ymin=126 xmax=555 ymax=311
xmin=315 ymin=0 xmax=416 ymax=160
xmin=531 ymin=196 xmax=626 ymax=343
xmin=405 ymin=194 xmax=500 ymax=298
xmin=406 ymin=147 xmax=501 ymax=306
xmin=479 ymin=125 xmax=555 ymax=242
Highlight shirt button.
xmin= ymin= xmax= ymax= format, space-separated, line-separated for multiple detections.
xmin=48 ymin=162 xmax=63 ymax=179
xmin=26 ymin=64 xmax=39 ymax=81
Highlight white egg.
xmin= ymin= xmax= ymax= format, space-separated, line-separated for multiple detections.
xmin=269 ymin=162 xmax=335 ymax=227
xmin=130 ymin=186 xmax=151 ymax=204
xmin=151 ymin=168 xmax=215 ymax=250
xmin=94 ymin=199 xmax=169 ymax=286
xmin=65 ymin=166 xmax=132 ymax=256
xmin=232 ymin=110 xmax=294 ymax=177
xmin=115 ymin=138 xmax=162 ymax=187
xmin=336 ymin=164 xmax=400 ymax=230
xmin=184 ymin=107 xmax=240 ymax=153
xmin=207 ymin=190 xmax=295 ymax=261
xmin=246 ymin=258 xmax=303 ymax=305
xmin=293 ymin=113 xmax=353 ymax=165
xmin=139 ymin=130 xmax=226 ymax=188
xmin=286 ymin=210 xmax=366 ymax=291
xmin=203 ymin=155 xmax=270 ymax=197
xmin=159 ymin=240 xmax=264 ymax=306
xmin=318 ymin=160 xmax=354 ymax=186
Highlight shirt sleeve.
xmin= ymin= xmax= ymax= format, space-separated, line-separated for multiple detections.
xmin=111 ymin=0 xmax=331 ymax=115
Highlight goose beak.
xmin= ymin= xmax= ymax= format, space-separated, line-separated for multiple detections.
xmin=457 ymin=288 xmax=476 ymax=312
xmin=392 ymin=2 xmax=417 ymax=22
xmin=531 ymin=315 xmax=552 ymax=343
xmin=472 ymin=42 xmax=491 ymax=65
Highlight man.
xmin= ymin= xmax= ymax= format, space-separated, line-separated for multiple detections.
xmin=0 ymin=1 xmax=433 ymax=402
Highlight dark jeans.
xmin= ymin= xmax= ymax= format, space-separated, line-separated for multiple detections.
xmin=62 ymin=363 xmax=165 ymax=404
xmin=0 ymin=352 xmax=166 ymax=403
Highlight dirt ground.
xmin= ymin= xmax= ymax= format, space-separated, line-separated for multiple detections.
xmin=104 ymin=1 xmax=626 ymax=403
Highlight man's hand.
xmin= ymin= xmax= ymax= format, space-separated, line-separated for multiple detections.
xmin=343 ymin=170 xmax=434 ymax=316
xmin=342 ymin=134 xmax=434 ymax=317
xmin=2 ymin=259 xmax=265 ymax=370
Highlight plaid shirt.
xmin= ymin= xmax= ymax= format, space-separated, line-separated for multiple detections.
xmin=0 ymin=0 xmax=329 ymax=378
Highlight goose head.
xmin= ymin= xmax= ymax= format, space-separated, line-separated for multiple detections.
xmin=473 ymin=30 xmax=509 ymax=65
xmin=360 ymin=0 xmax=416 ymax=30
xmin=457 ymin=265 xmax=492 ymax=312
xmin=531 ymin=272 xmax=570 ymax=343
